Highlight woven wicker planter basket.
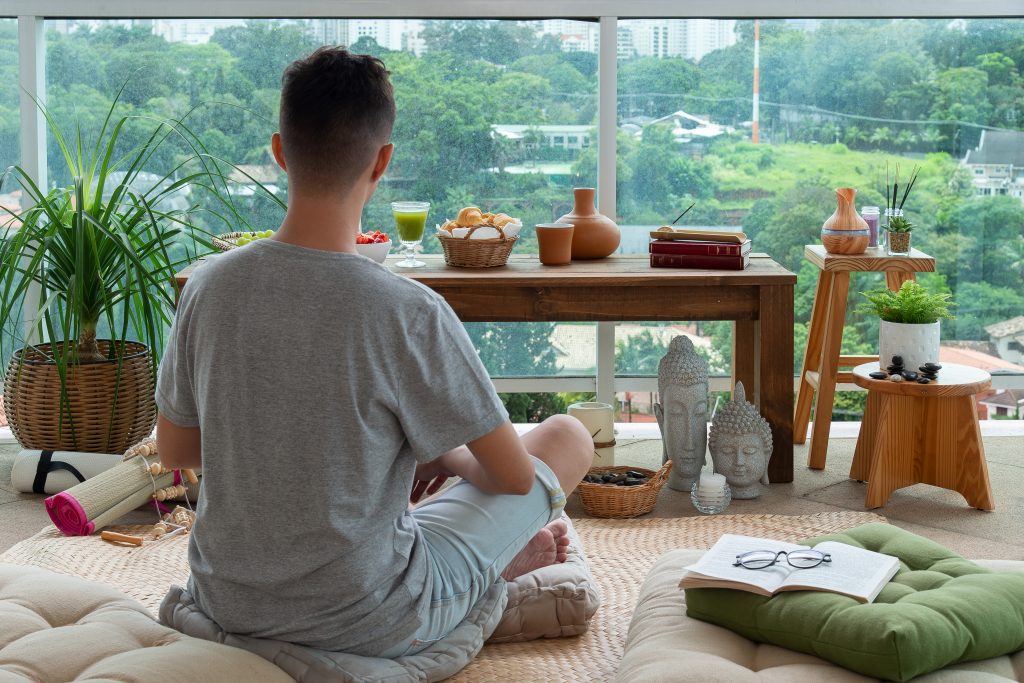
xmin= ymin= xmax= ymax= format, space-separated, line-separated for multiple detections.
xmin=576 ymin=461 xmax=672 ymax=519
xmin=3 ymin=340 xmax=157 ymax=453
xmin=436 ymin=226 xmax=518 ymax=268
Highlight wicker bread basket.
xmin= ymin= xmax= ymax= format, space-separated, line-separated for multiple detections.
xmin=436 ymin=225 xmax=518 ymax=268
xmin=576 ymin=461 xmax=672 ymax=518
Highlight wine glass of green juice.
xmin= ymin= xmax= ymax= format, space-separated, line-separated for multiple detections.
xmin=391 ymin=201 xmax=430 ymax=268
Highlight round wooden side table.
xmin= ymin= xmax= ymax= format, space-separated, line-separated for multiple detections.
xmin=850 ymin=362 xmax=994 ymax=510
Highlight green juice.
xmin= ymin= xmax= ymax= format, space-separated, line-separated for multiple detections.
xmin=394 ymin=210 xmax=428 ymax=241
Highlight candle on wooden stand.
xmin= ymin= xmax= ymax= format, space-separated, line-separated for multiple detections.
xmin=567 ymin=402 xmax=615 ymax=467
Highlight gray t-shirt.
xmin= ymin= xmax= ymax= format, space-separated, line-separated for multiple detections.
xmin=156 ymin=238 xmax=508 ymax=655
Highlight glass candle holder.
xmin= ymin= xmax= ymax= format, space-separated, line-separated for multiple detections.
xmin=691 ymin=474 xmax=731 ymax=515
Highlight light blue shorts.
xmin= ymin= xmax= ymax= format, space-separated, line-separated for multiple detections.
xmin=378 ymin=456 xmax=566 ymax=658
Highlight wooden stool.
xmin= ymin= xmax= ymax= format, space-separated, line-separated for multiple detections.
xmin=850 ymin=362 xmax=994 ymax=510
xmin=795 ymin=245 xmax=935 ymax=470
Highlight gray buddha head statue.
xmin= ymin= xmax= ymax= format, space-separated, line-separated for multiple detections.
xmin=709 ymin=382 xmax=772 ymax=499
xmin=655 ymin=335 xmax=709 ymax=492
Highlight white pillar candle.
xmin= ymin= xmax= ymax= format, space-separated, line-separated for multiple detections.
xmin=697 ymin=472 xmax=726 ymax=497
xmin=567 ymin=401 xmax=616 ymax=467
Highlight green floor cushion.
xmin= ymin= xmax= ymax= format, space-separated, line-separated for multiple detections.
xmin=684 ymin=523 xmax=1024 ymax=682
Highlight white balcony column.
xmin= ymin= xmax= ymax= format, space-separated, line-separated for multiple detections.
xmin=17 ymin=15 xmax=46 ymax=345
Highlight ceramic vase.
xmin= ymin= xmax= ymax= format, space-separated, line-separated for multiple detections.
xmin=821 ymin=187 xmax=869 ymax=255
xmin=879 ymin=320 xmax=940 ymax=373
xmin=557 ymin=188 xmax=620 ymax=260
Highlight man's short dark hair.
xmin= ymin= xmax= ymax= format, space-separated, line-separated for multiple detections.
xmin=279 ymin=47 xmax=396 ymax=194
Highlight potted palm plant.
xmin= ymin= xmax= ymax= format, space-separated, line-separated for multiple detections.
xmin=859 ymin=280 xmax=955 ymax=375
xmin=0 ymin=87 xmax=256 ymax=453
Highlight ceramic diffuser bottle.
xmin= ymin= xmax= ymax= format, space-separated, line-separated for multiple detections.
xmin=557 ymin=188 xmax=620 ymax=259
xmin=821 ymin=187 xmax=869 ymax=255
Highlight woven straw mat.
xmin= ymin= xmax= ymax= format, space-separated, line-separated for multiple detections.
xmin=0 ymin=511 xmax=884 ymax=682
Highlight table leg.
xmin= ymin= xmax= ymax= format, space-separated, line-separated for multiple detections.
xmin=850 ymin=389 xmax=881 ymax=481
xmin=733 ymin=320 xmax=757 ymax=403
xmin=864 ymin=394 xmax=919 ymax=509
xmin=794 ymin=271 xmax=833 ymax=444
xmin=760 ymin=283 xmax=794 ymax=483
xmin=919 ymin=395 xmax=995 ymax=511
xmin=808 ymin=271 xmax=849 ymax=470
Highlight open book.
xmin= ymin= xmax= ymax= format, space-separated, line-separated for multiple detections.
xmin=680 ymin=534 xmax=900 ymax=604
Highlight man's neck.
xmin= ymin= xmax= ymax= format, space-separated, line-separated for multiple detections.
xmin=273 ymin=193 xmax=363 ymax=253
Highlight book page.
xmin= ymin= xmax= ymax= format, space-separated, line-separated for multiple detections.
xmin=683 ymin=535 xmax=806 ymax=594
xmin=779 ymin=542 xmax=900 ymax=602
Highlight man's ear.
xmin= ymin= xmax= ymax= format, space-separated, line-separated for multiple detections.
xmin=370 ymin=143 xmax=394 ymax=183
xmin=271 ymin=132 xmax=287 ymax=171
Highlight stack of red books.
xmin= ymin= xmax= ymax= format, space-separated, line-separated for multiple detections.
xmin=648 ymin=229 xmax=750 ymax=270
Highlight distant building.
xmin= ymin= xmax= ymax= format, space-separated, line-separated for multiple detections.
xmin=643 ymin=110 xmax=734 ymax=143
xmin=620 ymin=20 xmax=736 ymax=61
xmin=962 ymin=129 xmax=1024 ymax=205
xmin=984 ymin=315 xmax=1024 ymax=365
xmin=539 ymin=20 xmax=599 ymax=53
xmin=227 ymin=164 xmax=282 ymax=197
xmin=491 ymin=124 xmax=593 ymax=151
xmin=349 ymin=19 xmax=425 ymax=55
xmin=152 ymin=19 xmax=245 ymax=45
xmin=978 ymin=389 xmax=1024 ymax=419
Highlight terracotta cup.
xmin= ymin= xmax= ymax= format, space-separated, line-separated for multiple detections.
xmin=536 ymin=223 xmax=575 ymax=265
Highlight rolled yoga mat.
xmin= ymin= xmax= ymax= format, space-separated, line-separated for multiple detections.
xmin=11 ymin=450 xmax=123 ymax=494
xmin=46 ymin=458 xmax=174 ymax=536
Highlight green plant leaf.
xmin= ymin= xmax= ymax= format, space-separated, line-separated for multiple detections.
xmin=858 ymin=280 xmax=956 ymax=324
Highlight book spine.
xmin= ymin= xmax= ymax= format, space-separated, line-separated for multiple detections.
xmin=649 ymin=241 xmax=745 ymax=257
xmin=650 ymin=254 xmax=749 ymax=270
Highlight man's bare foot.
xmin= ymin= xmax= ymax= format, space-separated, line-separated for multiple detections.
xmin=501 ymin=520 xmax=570 ymax=581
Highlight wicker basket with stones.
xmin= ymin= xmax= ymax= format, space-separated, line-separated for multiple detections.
xmin=576 ymin=461 xmax=672 ymax=519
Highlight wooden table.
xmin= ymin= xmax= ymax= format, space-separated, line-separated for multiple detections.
xmin=850 ymin=362 xmax=994 ymax=510
xmin=176 ymin=253 xmax=797 ymax=482
xmin=795 ymin=245 xmax=935 ymax=471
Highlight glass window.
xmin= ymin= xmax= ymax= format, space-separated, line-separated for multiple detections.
xmin=41 ymin=18 xmax=598 ymax=380
xmin=616 ymin=18 xmax=1024 ymax=414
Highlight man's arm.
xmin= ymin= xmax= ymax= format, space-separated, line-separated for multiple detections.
xmin=156 ymin=413 xmax=203 ymax=470
xmin=440 ymin=421 xmax=535 ymax=495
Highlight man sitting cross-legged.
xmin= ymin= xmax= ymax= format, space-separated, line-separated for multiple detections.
xmin=156 ymin=46 xmax=593 ymax=660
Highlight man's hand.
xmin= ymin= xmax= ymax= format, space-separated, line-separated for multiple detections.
xmin=410 ymin=458 xmax=455 ymax=504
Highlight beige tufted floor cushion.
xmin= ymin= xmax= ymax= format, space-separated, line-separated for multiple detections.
xmin=0 ymin=563 xmax=293 ymax=683
xmin=617 ymin=549 xmax=1024 ymax=683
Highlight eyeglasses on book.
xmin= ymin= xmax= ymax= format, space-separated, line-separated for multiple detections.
xmin=733 ymin=549 xmax=832 ymax=570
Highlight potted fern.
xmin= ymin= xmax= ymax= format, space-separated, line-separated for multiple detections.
xmin=859 ymin=281 xmax=955 ymax=374
xmin=0 ymin=87 xmax=259 ymax=453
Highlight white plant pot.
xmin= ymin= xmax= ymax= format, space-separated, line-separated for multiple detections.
xmin=879 ymin=320 xmax=940 ymax=372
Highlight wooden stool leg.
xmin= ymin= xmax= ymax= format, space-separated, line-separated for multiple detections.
xmin=850 ymin=390 xmax=881 ymax=482
xmin=919 ymin=395 xmax=995 ymax=511
xmin=864 ymin=394 xmax=919 ymax=509
xmin=794 ymin=271 xmax=833 ymax=444
xmin=886 ymin=271 xmax=916 ymax=292
xmin=807 ymin=272 xmax=849 ymax=470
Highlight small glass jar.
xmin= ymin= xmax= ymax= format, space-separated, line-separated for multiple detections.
xmin=861 ymin=206 xmax=880 ymax=248
xmin=691 ymin=479 xmax=732 ymax=515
